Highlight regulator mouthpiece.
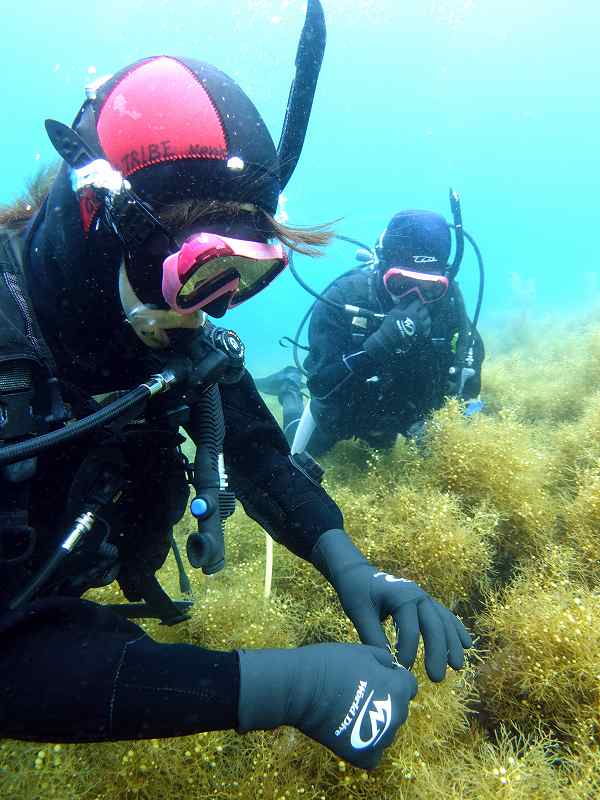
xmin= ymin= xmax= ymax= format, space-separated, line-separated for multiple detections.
xmin=118 ymin=261 xmax=205 ymax=349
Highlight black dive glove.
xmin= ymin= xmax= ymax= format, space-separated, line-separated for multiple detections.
xmin=363 ymin=297 xmax=431 ymax=363
xmin=311 ymin=530 xmax=472 ymax=682
xmin=238 ymin=643 xmax=417 ymax=769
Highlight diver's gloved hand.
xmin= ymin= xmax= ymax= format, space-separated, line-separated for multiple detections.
xmin=238 ymin=642 xmax=417 ymax=769
xmin=363 ymin=298 xmax=431 ymax=363
xmin=311 ymin=530 xmax=472 ymax=682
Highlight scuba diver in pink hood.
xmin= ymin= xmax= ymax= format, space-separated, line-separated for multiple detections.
xmin=0 ymin=1 xmax=470 ymax=769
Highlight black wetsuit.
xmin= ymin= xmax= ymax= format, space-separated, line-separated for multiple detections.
xmin=0 ymin=216 xmax=342 ymax=742
xmin=302 ymin=268 xmax=484 ymax=454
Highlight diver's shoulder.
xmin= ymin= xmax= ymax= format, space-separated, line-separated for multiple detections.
xmin=326 ymin=267 xmax=371 ymax=297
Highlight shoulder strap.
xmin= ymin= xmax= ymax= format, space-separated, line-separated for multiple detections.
xmin=0 ymin=226 xmax=56 ymax=374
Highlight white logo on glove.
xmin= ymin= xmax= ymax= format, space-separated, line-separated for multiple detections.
xmin=350 ymin=690 xmax=393 ymax=750
xmin=373 ymin=572 xmax=411 ymax=584
xmin=396 ymin=317 xmax=416 ymax=338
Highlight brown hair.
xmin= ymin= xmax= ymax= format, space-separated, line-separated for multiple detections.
xmin=1 ymin=172 xmax=337 ymax=257
xmin=157 ymin=199 xmax=337 ymax=257
xmin=0 ymin=164 xmax=59 ymax=228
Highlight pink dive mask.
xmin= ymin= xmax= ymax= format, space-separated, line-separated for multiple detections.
xmin=162 ymin=232 xmax=289 ymax=314
xmin=383 ymin=267 xmax=449 ymax=304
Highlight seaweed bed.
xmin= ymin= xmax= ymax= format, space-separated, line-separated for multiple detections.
xmin=2 ymin=311 xmax=600 ymax=799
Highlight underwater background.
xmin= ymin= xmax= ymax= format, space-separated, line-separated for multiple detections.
xmin=3 ymin=1 xmax=600 ymax=799
xmin=2 ymin=0 xmax=600 ymax=372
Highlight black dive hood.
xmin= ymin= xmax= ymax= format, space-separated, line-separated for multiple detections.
xmin=43 ymin=0 xmax=326 ymax=254
xmin=22 ymin=1 xmax=326 ymax=391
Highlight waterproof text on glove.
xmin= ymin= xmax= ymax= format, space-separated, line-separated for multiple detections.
xmin=238 ymin=643 xmax=418 ymax=770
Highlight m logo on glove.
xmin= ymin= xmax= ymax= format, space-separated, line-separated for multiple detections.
xmin=335 ymin=679 xmax=393 ymax=750
xmin=396 ymin=317 xmax=416 ymax=338
xmin=351 ymin=690 xmax=393 ymax=750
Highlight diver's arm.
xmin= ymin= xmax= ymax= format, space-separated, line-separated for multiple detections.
xmin=220 ymin=371 xmax=343 ymax=560
xmin=305 ymin=286 xmax=377 ymax=402
xmin=220 ymin=373 xmax=472 ymax=688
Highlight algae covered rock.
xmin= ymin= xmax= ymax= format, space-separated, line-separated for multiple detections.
xmin=477 ymin=557 xmax=600 ymax=739
xmin=424 ymin=400 xmax=555 ymax=562
xmin=6 ymin=315 xmax=600 ymax=800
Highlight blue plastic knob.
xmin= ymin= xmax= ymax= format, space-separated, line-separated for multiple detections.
xmin=190 ymin=497 xmax=209 ymax=518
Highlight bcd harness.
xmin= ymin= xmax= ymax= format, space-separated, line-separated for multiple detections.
xmin=0 ymin=224 xmax=242 ymax=625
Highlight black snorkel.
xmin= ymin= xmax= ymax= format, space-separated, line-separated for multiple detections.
xmin=445 ymin=189 xmax=486 ymax=396
xmin=447 ymin=188 xmax=464 ymax=279
xmin=277 ymin=0 xmax=327 ymax=190
xmin=446 ymin=188 xmax=484 ymax=330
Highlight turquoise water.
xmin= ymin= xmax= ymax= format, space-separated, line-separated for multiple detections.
xmin=2 ymin=0 xmax=599 ymax=372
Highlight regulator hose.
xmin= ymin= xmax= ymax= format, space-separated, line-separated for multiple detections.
xmin=0 ymin=372 xmax=175 ymax=467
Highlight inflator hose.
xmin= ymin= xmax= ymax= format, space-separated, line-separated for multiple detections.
xmin=463 ymin=230 xmax=484 ymax=330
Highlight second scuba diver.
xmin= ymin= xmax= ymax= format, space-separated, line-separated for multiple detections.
xmin=0 ymin=1 xmax=471 ymax=770
xmin=257 ymin=204 xmax=485 ymax=455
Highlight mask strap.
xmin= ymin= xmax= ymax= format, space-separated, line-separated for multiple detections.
xmin=45 ymin=118 xmax=178 ymax=254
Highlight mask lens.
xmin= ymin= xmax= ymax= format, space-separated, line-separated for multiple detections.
xmin=230 ymin=256 xmax=287 ymax=305
xmin=419 ymin=279 xmax=447 ymax=302
xmin=163 ymin=232 xmax=289 ymax=314
xmin=385 ymin=273 xmax=412 ymax=296
xmin=176 ymin=255 xmax=285 ymax=309
xmin=384 ymin=268 xmax=448 ymax=304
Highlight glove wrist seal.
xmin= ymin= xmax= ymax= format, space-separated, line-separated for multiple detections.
xmin=238 ymin=648 xmax=299 ymax=732
xmin=311 ymin=528 xmax=370 ymax=584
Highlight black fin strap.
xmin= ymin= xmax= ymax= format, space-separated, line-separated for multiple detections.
xmin=277 ymin=0 xmax=326 ymax=189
